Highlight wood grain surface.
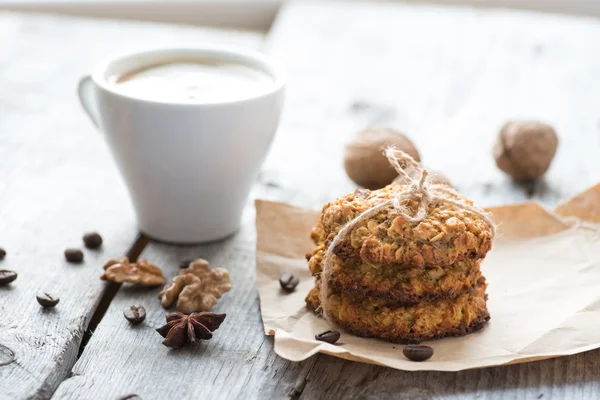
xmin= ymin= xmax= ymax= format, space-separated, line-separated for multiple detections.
xmin=3 ymin=2 xmax=600 ymax=399
xmin=0 ymin=12 xmax=262 ymax=400
xmin=52 ymin=214 xmax=313 ymax=400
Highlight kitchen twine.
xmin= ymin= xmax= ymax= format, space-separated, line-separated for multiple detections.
xmin=317 ymin=147 xmax=496 ymax=322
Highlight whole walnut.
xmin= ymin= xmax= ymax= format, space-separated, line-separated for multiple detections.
xmin=344 ymin=127 xmax=420 ymax=189
xmin=493 ymin=121 xmax=558 ymax=181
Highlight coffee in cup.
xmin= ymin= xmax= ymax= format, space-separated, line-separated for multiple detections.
xmin=109 ymin=59 xmax=274 ymax=103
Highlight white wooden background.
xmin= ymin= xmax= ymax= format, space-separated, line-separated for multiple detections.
xmin=2 ymin=2 xmax=600 ymax=399
xmin=3 ymin=0 xmax=600 ymax=30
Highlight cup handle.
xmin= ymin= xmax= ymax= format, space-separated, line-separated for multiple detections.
xmin=77 ymin=75 xmax=100 ymax=128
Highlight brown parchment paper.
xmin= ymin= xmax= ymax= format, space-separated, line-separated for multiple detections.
xmin=255 ymin=184 xmax=600 ymax=371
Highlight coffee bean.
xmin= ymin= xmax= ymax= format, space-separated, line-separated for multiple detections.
xmin=403 ymin=345 xmax=433 ymax=362
xmin=179 ymin=259 xmax=193 ymax=269
xmin=83 ymin=232 xmax=103 ymax=249
xmin=36 ymin=292 xmax=59 ymax=308
xmin=315 ymin=330 xmax=340 ymax=344
xmin=0 ymin=270 xmax=17 ymax=286
xmin=0 ymin=248 xmax=6 ymax=260
xmin=124 ymin=305 xmax=146 ymax=325
xmin=279 ymin=273 xmax=299 ymax=292
xmin=64 ymin=249 xmax=84 ymax=263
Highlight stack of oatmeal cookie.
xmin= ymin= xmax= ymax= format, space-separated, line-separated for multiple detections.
xmin=305 ymin=183 xmax=494 ymax=343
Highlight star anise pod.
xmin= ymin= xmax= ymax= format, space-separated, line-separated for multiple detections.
xmin=156 ymin=311 xmax=226 ymax=348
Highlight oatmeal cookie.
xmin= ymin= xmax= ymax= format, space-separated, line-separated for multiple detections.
xmin=306 ymin=277 xmax=489 ymax=343
xmin=309 ymin=252 xmax=482 ymax=303
xmin=311 ymin=184 xmax=493 ymax=268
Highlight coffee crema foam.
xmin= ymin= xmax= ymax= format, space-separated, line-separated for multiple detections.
xmin=108 ymin=59 xmax=273 ymax=103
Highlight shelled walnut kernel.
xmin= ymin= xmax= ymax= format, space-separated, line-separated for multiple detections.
xmin=158 ymin=258 xmax=232 ymax=314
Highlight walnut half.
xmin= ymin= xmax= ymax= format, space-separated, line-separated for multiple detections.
xmin=158 ymin=258 xmax=232 ymax=314
xmin=101 ymin=257 xmax=165 ymax=286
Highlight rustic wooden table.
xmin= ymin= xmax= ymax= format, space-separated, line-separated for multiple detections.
xmin=2 ymin=3 xmax=600 ymax=399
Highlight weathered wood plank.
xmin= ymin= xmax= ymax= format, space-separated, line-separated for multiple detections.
xmin=0 ymin=12 xmax=262 ymax=400
xmin=52 ymin=211 xmax=311 ymax=399
xmin=299 ymin=350 xmax=600 ymax=400
xmin=51 ymin=2 xmax=600 ymax=400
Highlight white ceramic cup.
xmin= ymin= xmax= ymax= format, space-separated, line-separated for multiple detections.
xmin=78 ymin=46 xmax=285 ymax=243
